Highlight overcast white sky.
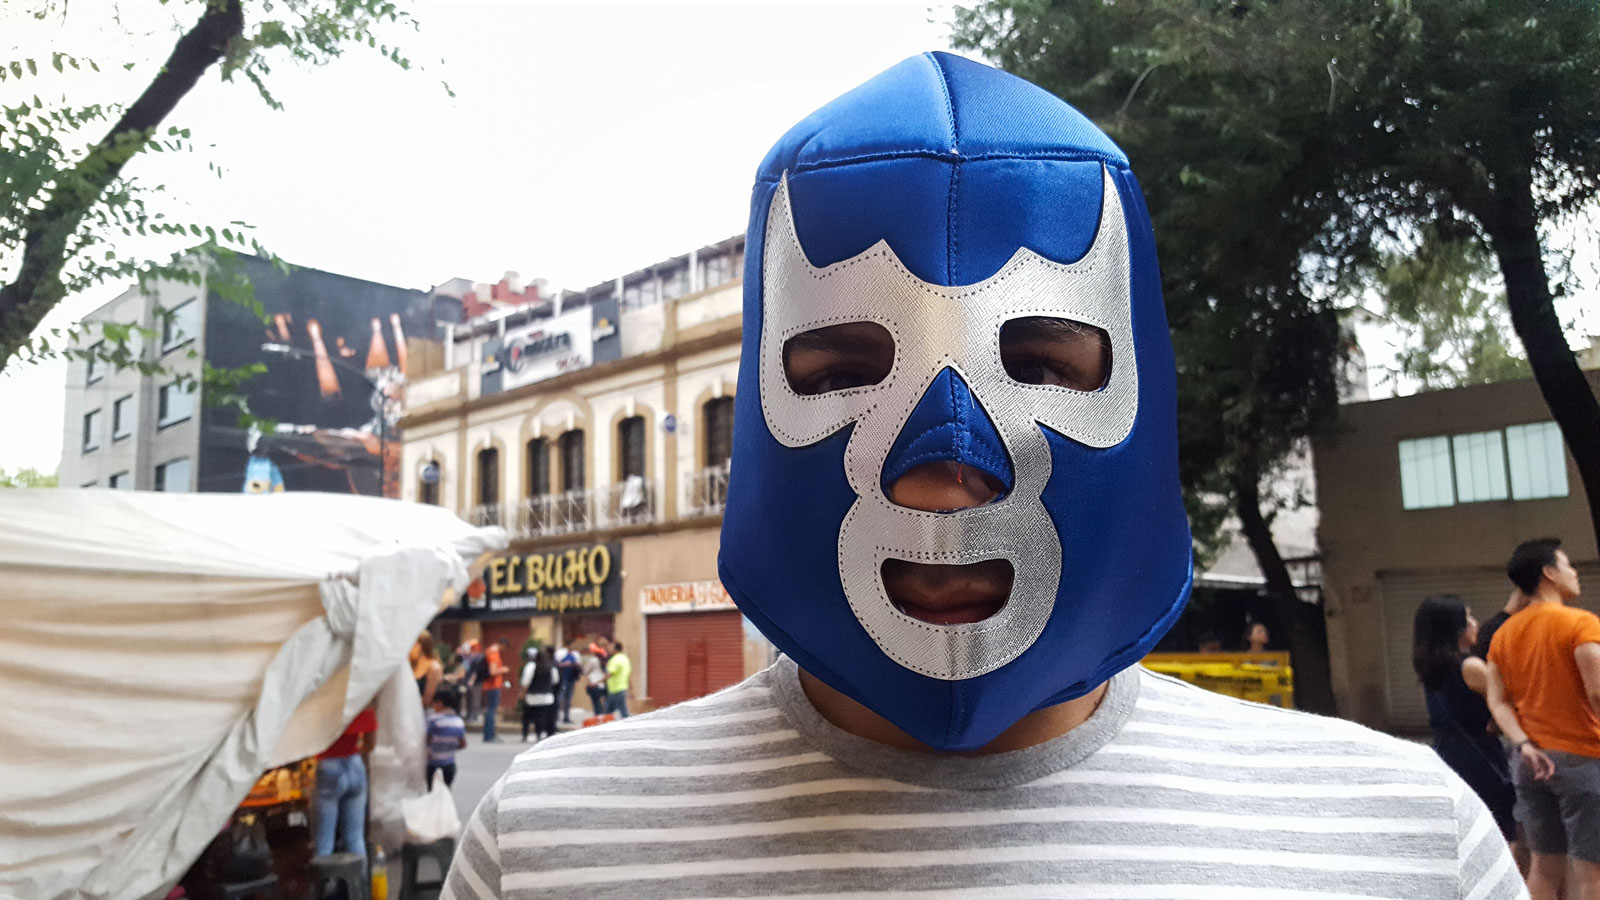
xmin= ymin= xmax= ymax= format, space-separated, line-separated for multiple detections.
xmin=1 ymin=1 xmax=1595 ymax=473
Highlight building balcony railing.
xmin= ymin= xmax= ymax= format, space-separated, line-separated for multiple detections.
xmin=683 ymin=461 xmax=731 ymax=518
xmin=469 ymin=477 xmax=659 ymax=540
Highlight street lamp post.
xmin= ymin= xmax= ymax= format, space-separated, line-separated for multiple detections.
xmin=260 ymin=342 xmax=391 ymax=496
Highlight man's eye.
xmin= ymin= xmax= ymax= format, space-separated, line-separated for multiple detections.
xmin=999 ymin=317 xmax=1110 ymax=391
xmin=783 ymin=322 xmax=895 ymax=396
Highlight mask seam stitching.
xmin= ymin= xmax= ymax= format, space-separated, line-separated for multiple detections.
xmin=755 ymin=150 xmax=1129 ymax=180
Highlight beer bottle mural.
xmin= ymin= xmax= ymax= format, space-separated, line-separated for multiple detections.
xmin=198 ymin=256 xmax=442 ymax=499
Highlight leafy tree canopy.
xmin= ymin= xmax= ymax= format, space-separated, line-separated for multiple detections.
xmin=0 ymin=467 xmax=58 ymax=488
xmin=0 ymin=0 xmax=430 ymax=389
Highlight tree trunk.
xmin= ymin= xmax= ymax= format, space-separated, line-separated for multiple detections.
xmin=0 ymin=0 xmax=244 ymax=372
xmin=1482 ymin=167 xmax=1600 ymax=552
xmin=1233 ymin=462 xmax=1337 ymax=715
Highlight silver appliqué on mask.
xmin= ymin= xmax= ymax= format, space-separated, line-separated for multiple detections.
xmin=757 ymin=166 xmax=1138 ymax=679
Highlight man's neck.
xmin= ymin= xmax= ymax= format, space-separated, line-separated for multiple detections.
xmin=1528 ymin=587 xmax=1568 ymax=607
xmin=796 ymin=667 xmax=1107 ymax=755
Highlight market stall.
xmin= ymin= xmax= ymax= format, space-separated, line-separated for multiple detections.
xmin=0 ymin=490 xmax=503 ymax=900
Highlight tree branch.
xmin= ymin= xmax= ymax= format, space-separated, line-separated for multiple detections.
xmin=0 ymin=0 xmax=244 ymax=371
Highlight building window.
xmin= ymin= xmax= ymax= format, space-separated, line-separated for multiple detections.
xmin=660 ymin=267 xmax=688 ymax=301
xmin=476 ymin=447 xmax=500 ymax=508
xmin=1506 ymin=421 xmax=1569 ymax=500
xmin=82 ymin=409 xmax=102 ymax=452
xmin=82 ymin=480 xmax=98 ymax=488
xmin=158 ymin=381 xmax=196 ymax=428
xmin=112 ymin=395 xmax=133 ymax=440
xmin=699 ymin=253 xmax=734 ymax=291
xmin=526 ymin=438 xmax=551 ymax=497
xmin=86 ymin=341 xmax=105 ymax=384
xmin=560 ymin=430 xmax=586 ymax=491
xmin=419 ymin=461 xmax=440 ymax=505
xmin=622 ymin=278 xmax=658 ymax=310
xmin=161 ymin=299 xmax=199 ymax=353
xmin=1451 ymin=430 xmax=1508 ymax=503
xmin=109 ymin=471 xmax=131 ymax=490
xmin=1398 ymin=435 xmax=1453 ymax=510
xmin=618 ymin=416 xmax=646 ymax=480
xmin=155 ymin=458 xmax=191 ymax=492
xmin=704 ymin=397 xmax=735 ymax=468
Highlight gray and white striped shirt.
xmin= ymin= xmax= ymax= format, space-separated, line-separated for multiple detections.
xmin=446 ymin=657 xmax=1525 ymax=899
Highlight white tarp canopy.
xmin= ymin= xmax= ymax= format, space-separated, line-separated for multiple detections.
xmin=0 ymin=490 xmax=504 ymax=900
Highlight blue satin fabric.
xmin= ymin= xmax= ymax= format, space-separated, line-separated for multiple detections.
xmin=720 ymin=52 xmax=1193 ymax=751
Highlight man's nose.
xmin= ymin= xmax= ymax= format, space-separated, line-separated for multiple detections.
xmin=880 ymin=367 xmax=1013 ymax=512
xmin=888 ymin=460 xmax=1006 ymax=512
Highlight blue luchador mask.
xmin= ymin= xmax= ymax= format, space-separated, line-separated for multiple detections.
xmin=719 ymin=52 xmax=1193 ymax=751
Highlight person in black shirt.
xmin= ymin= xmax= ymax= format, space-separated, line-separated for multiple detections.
xmin=1472 ymin=588 xmax=1531 ymax=661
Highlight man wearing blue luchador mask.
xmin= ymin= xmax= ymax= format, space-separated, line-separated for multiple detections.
xmin=448 ymin=54 xmax=1524 ymax=900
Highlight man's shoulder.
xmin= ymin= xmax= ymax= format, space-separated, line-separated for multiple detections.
xmin=1132 ymin=666 xmax=1443 ymax=763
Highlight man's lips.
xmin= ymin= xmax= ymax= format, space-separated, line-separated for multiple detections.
xmin=881 ymin=558 xmax=1014 ymax=626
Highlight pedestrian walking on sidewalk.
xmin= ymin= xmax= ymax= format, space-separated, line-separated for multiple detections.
xmin=481 ymin=640 xmax=508 ymax=742
xmin=426 ymin=685 xmax=467 ymax=788
xmin=554 ymin=641 xmax=582 ymax=723
xmin=604 ymin=640 xmax=631 ymax=719
xmin=520 ymin=646 xmax=559 ymax=742
xmin=581 ymin=644 xmax=607 ymax=717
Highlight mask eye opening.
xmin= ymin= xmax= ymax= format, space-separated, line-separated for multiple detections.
xmin=999 ymin=316 xmax=1111 ymax=392
xmin=782 ymin=321 xmax=896 ymax=396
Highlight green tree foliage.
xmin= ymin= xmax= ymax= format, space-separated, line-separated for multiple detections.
xmin=1374 ymin=227 xmax=1532 ymax=391
xmin=953 ymin=0 xmax=1345 ymax=711
xmin=0 ymin=467 xmax=58 ymax=488
xmin=0 ymin=0 xmax=426 ymax=379
xmin=953 ymin=0 xmax=1600 ymax=712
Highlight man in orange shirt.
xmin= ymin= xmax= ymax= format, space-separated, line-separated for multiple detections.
xmin=1487 ymin=537 xmax=1595 ymax=900
xmin=481 ymin=639 xmax=509 ymax=743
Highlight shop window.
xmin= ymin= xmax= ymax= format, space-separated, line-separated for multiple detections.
xmin=82 ymin=409 xmax=101 ymax=452
xmin=1398 ymin=435 xmax=1453 ymax=510
xmin=704 ymin=397 xmax=735 ymax=468
xmin=527 ymin=438 xmax=551 ymax=497
xmin=1451 ymin=430 xmax=1508 ymax=503
xmin=477 ymin=447 xmax=501 ymax=507
xmin=618 ymin=416 xmax=646 ymax=480
xmin=155 ymin=457 xmax=191 ymax=492
xmin=1506 ymin=421 xmax=1569 ymax=500
xmin=560 ymin=430 xmax=586 ymax=491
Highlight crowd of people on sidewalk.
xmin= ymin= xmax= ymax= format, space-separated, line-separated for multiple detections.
xmin=1414 ymin=536 xmax=1596 ymax=899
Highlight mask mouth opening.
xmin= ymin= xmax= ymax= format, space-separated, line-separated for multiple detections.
xmin=881 ymin=557 xmax=1013 ymax=626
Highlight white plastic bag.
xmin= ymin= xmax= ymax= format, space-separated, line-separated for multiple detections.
xmin=402 ymin=770 xmax=462 ymax=843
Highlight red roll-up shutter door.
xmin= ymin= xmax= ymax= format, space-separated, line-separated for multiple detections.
xmin=646 ymin=610 xmax=745 ymax=709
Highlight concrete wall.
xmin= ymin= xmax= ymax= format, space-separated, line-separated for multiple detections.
xmin=1314 ymin=372 xmax=1600 ymax=728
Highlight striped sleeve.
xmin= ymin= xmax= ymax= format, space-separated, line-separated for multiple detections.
xmin=1453 ymin=777 xmax=1526 ymax=900
xmin=443 ymin=776 xmax=504 ymax=900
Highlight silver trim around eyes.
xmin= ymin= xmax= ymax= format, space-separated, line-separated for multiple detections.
xmin=756 ymin=166 xmax=1138 ymax=680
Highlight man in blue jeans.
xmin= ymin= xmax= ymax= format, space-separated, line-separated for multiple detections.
xmin=314 ymin=706 xmax=376 ymax=859
xmin=604 ymin=639 xmax=631 ymax=718
xmin=481 ymin=639 xmax=508 ymax=742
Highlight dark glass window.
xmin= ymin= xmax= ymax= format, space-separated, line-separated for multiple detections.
xmin=704 ymin=397 xmax=735 ymax=468
xmin=527 ymin=438 xmax=551 ymax=497
xmin=560 ymin=430 xmax=586 ymax=491
xmin=618 ymin=416 xmax=646 ymax=480
xmin=477 ymin=447 xmax=500 ymax=507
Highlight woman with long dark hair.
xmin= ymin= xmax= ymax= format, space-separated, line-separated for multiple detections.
xmin=1413 ymin=595 xmax=1520 ymax=857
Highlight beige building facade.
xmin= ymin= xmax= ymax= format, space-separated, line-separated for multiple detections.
xmin=399 ymin=236 xmax=775 ymax=712
xmin=1314 ymin=372 xmax=1600 ymax=733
